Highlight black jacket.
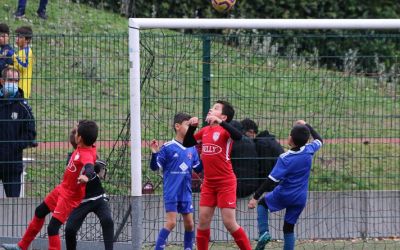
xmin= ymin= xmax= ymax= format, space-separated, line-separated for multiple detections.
xmin=0 ymin=88 xmax=36 ymax=170
xmin=231 ymin=136 xmax=260 ymax=198
xmin=255 ymin=130 xmax=284 ymax=186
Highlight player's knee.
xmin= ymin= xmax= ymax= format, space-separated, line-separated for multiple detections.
xmin=35 ymin=202 xmax=50 ymax=218
xmin=283 ymin=221 xmax=295 ymax=234
xmin=183 ymin=219 xmax=194 ymax=231
xmin=165 ymin=220 xmax=177 ymax=230
xmin=47 ymin=217 xmax=63 ymax=236
xmin=257 ymin=198 xmax=268 ymax=209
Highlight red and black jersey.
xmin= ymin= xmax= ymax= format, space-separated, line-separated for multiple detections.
xmin=60 ymin=145 xmax=97 ymax=201
xmin=194 ymin=125 xmax=235 ymax=182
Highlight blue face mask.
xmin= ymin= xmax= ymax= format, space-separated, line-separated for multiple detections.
xmin=3 ymin=82 xmax=19 ymax=97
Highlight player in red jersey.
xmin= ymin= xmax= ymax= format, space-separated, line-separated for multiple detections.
xmin=2 ymin=120 xmax=98 ymax=250
xmin=183 ymin=100 xmax=252 ymax=250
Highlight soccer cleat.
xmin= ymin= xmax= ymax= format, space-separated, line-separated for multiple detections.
xmin=14 ymin=12 xmax=25 ymax=19
xmin=37 ymin=11 xmax=48 ymax=19
xmin=255 ymin=231 xmax=271 ymax=250
xmin=1 ymin=243 xmax=22 ymax=250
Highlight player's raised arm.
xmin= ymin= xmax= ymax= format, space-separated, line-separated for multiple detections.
xmin=149 ymin=139 xmax=160 ymax=171
xmin=220 ymin=121 xmax=242 ymax=141
xmin=183 ymin=117 xmax=199 ymax=147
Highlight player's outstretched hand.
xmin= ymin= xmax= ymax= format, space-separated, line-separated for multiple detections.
xmin=248 ymin=198 xmax=257 ymax=209
xmin=77 ymin=175 xmax=89 ymax=184
xmin=150 ymin=139 xmax=160 ymax=153
xmin=206 ymin=115 xmax=222 ymax=125
xmin=189 ymin=117 xmax=199 ymax=127
xmin=295 ymin=120 xmax=306 ymax=125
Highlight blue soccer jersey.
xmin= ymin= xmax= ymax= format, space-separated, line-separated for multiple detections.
xmin=151 ymin=139 xmax=201 ymax=203
xmin=268 ymin=139 xmax=323 ymax=206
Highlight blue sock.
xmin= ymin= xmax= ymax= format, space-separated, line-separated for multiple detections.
xmin=257 ymin=204 xmax=269 ymax=237
xmin=155 ymin=228 xmax=170 ymax=250
xmin=283 ymin=233 xmax=295 ymax=250
xmin=183 ymin=230 xmax=194 ymax=250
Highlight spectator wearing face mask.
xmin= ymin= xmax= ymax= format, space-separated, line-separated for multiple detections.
xmin=0 ymin=66 xmax=36 ymax=197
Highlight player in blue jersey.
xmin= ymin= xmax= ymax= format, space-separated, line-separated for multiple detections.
xmin=248 ymin=120 xmax=323 ymax=250
xmin=149 ymin=112 xmax=202 ymax=250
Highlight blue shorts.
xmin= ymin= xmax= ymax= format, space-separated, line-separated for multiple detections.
xmin=264 ymin=193 xmax=306 ymax=225
xmin=165 ymin=201 xmax=193 ymax=214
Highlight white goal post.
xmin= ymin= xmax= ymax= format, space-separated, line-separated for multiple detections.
xmin=127 ymin=18 xmax=400 ymax=250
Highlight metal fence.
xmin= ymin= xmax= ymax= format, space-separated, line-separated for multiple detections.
xmin=0 ymin=32 xmax=399 ymax=248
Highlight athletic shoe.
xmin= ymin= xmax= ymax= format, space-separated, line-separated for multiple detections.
xmin=14 ymin=12 xmax=25 ymax=19
xmin=255 ymin=231 xmax=271 ymax=250
xmin=1 ymin=243 xmax=22 ymax=250
xmin=37 ymin=11 xmax=48 ymax=19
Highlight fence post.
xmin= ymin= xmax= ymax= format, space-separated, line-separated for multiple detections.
xmin=202 ymin=35 xmax=211 ymax=126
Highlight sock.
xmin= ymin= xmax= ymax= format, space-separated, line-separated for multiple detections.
xmin=48 ymin=235 xmax=61 ymax=250
xmin=184 ymin=231 xmax=194 ymax=250
xmin=231 ymin=227 xmax=252 ymax=250
xmin=18 ymin=215 xmax=45 ymax=250
xmin=257 ymin=204 xmax=269 ymax=237
xmin=283 ymin=233 xmax=295 ymax=250
xmin=155 ymin=228 xmax=170 ymax=250
xmin=196 ymin=228 xmax=210 ymax=250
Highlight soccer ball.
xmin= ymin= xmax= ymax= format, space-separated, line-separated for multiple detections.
xmin=211 ymin=0 xmax=236 ymax=13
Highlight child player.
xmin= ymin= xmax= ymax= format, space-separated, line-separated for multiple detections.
xmin=2 ymin=120 xmax=98 ymax=250
xmin=183 ymin=100 xmax=252 ymax=250
xmin=248 ymin=120 xmax=323 ymax=250
xmin=149 ymin=113 xmax=202 ymax=250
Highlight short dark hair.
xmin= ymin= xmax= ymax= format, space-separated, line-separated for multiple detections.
xmin=216 ymin=100 xmax=234 ymax=123
xmin=240 ymin=118 xmax=258 ymax=134
xmin=77 ymin=120 xmax=98 ymax=146
xmin=290 ymin=125 xmax=310 ymax=147
xmin=173 ymin=112 xmax=191 ymax=131
xmin=1 ymin=67 xmax=20 ymax=80
xmin=15 ymin=26 xmax=33 ymax=40
xmin=0 ymin=23 xmax=10 ymax=34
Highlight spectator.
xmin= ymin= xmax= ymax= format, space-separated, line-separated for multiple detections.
xmin=15 ymin=0 xmax=49 ymax=19
xmin=240 ymin=118 xmax=284 ymax=250
xmin=0 ymin=67 xmax=36 ymax=197
xmin=13 ymin=26 xmax=34 ymax=98
xmin=0 ymin=23 xmax=14 ymax=75
xmin=230 ymin=120 xmax=260 ymax=198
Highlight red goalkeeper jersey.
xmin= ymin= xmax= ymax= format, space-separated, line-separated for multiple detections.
xmin=194 ymin=125 xmax=235 ymax=182
xmin=59 ymin=145 xmax=97 ymax=200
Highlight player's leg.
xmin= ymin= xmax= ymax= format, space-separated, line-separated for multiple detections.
xmin=93 ymin=199 xmax=114 ymax=250
xmin=155 ymin=202 xmax=177 ymax=250
xmin=282 ymin=204 xmax=305 ymax=250
xmin=196 ymin=182 xmax=217 ymax=250
xmin=218 ymin=180 xmax=251 ymax=250
xmin=196 ymin=206 xmax=215 ymax=250
xmin=180 ymin=201 xmax=195 ymax=250
xmin=49 ymin=194 xmax=79 ymax=250
xmin=220 ymin=208 xmax=251 ymax=250
xmin=2 ymin=202 xmax=51 ymax=250
xmin=65 ymin=202 xmax=93 ymax=250
xmin=283 ymin=221 xmax=295 ymax=250
xmin=47 ymin=216 xmax=63 ymax=250
xmin=255 ymin=198 xmax=271 ymax=250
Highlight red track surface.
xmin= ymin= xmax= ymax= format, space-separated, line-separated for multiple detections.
xmin=36 ymin=138 xmax=400 ymax=149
